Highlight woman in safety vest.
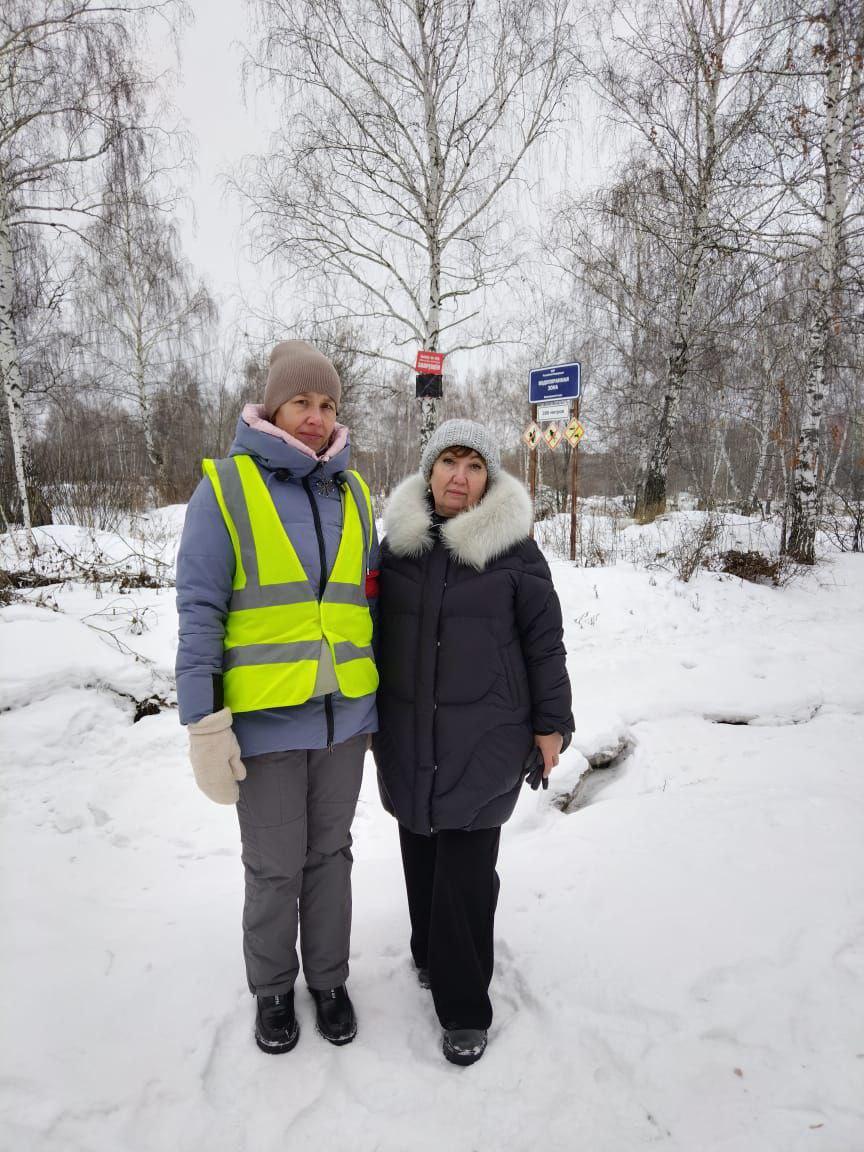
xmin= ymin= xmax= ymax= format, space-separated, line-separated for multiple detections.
xmin=373 ymin=419 xmax=573 ymax=1066
xmin=176 ymin=340 xmax=378 ymax=1054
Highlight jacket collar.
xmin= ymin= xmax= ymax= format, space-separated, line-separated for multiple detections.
xmin=229 ymin=404 xmax=351 ymax=479
xmin=384 ymin=470 xmax=533 ymax=571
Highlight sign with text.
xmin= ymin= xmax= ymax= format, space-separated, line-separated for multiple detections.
xmin=537 ymin=399 xmax=572 ymax=422
xmin=529 ymin=361 xmax=581 ymax=404
xmin=415 ymin=349 xmax=445 ymax=375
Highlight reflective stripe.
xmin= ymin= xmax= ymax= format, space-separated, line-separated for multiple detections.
xmin=333 ymin=641 xmax=374 ymax=663
xmin=340 ymin=470 xmax=373 ymax=563
xmin=202 ymin=453 xmax=378 ymax=711
xmin=321 ymin=582 xmax=369 ymax=607
xmin=222 ymin=662 xmax=317 ymax=709
xmin=213 ymin=458 xmax=259 ymax=588
xmin=231 ymin=583 xmax=314 ymax=610
xmin=223 ymin=641 xmax=321 ymax=670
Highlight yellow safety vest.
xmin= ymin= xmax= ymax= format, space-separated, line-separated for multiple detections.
xmin=202 ymin=454 xmax=378 ymax=713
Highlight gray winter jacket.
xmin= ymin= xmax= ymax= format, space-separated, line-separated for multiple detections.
xmin=175 ymin=404 xmax=378 ymax=757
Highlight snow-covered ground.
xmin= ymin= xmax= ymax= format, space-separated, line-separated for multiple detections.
xmin=1 ymin=515 xmax=863 ymax=1152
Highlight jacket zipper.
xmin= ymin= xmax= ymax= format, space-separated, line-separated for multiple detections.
xmin=429 ymin=551 xmax=449 ymax=833
xmin=302 ymin=473 xmax=335 ymax=752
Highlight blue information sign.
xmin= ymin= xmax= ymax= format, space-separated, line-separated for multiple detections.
xmin=529 ymin=361 xmax=581 ymax=404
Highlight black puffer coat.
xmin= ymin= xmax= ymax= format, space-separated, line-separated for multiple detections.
xmin=373 ymin=470 xmax=573 ymax=834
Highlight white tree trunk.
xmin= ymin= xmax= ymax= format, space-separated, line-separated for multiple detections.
xmin=824 ymin=328 xmax=862 ymax=497
xmin=711 ymin=423 xmax=741 ymax=503
xmin=786 ymin=0 xmax=861 ymax=562
xmin=787 ymin=310 xmax=827 ymax=562
xmin=0 ymin=186 xmax=34 ymax=548
xmin=710 ymin=424 xmax=724 ymax=495
xmin=634 ymin=32 xmax=720 ymax=522
xmin=135 ymin=365 xmax=163 ymax=484
xmin=417 ymin=256 xmax=442 ymax=452
xmin=417 ymin=4 xmax=444 ymax=453
xmin=826 ymin=414 xmax=851 ymax=490
xmin=634 ymin=251 xmax=701 ymax=519
xmin=746 ymin=386 xmax=774 ymax=513
xmin=418 ymin=261 xmax=442 ymax=452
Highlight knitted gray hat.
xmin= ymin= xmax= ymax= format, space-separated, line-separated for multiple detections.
xmin=420 ymin=419 xmax=500 ymax=483
xmin=263 ymin=340 xmax=341 ymax=420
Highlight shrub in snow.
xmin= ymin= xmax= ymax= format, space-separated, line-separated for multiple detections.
xmin=708 ymin=549 xmax=801 ymax=587
xmin=666 ymin=513 xmax=722 ymax=582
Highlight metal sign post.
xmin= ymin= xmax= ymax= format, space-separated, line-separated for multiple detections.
xmin=528 ymin=403 xmax=538 ymax=538
xmin=526 ymin=362 xmax=584 ymax=550
xmin=569 ymin=398 xmax=580 ymax=561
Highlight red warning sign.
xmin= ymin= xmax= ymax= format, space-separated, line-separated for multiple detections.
xmin=415 ymin=349 xmax=445 ymax=375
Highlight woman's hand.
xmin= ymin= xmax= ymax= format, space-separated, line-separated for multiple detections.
xmin=188 ymin=707 xmax=247 ymax=804
xmin=533 ymin=731 xmax=564 ymax=777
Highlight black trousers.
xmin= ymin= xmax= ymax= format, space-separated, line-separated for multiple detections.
xmin=398 ymin=824 xmax=501 ymax=1030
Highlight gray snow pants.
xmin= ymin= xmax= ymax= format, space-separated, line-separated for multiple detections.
xmin=235 ymin=733 xmax=366 ymax=997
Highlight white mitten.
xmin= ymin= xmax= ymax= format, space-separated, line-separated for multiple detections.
xmin=188 ymin=707 xmax=247 ymax=805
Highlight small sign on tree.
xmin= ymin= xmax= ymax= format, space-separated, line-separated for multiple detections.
xmin=415 ymin=350 xmax=445 ymax=374
xmin=415 ymin=349 xmax=445 ymax=400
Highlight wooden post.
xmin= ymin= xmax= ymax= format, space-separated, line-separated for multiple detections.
xmin=569 ymin=397 xmax=580 ymax=562
xmin=529 ymin=402 xmax=538 ymax=539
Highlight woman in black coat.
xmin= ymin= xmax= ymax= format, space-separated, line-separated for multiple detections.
xmin=373 ymin=419 xmax=573 ymax=1066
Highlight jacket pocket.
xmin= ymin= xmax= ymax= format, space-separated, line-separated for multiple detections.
xmin=502 ymin=641 xmax=528 ymax=709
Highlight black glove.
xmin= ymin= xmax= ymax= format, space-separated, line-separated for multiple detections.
xmin=522 ymin=745 xmax=548 ymax=791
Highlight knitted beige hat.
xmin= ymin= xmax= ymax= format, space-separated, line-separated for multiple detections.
xmin=262 ymin=340 xmax=342 ymax=420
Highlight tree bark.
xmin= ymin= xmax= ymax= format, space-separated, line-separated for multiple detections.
xmin=418 ymin=260 xmax=442 ymax=451
xmin=785 ymin=0 xmax=862 ymax=563
xmin=745 ymin=366 xmax=775 ymax=513
xmin=633 ymin=14 xmax=721 ymax=523
xmin=634 ymin=302 xmax=693 ymax=521
xmin=0 ymin=184 xmax=34 ymax=548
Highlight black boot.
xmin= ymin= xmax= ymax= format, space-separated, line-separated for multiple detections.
xmin=442 ymin=1027 xmax=487 ymax=1066
xmin=255 ymin=992 xmax=300 ymax=1054
xmin=309 ymin=985 xmax=357 ymax=1045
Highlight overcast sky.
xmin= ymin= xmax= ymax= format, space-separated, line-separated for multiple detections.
xmin=158 ymin=1 xmax=603 ymax=377
xmin=166 ymin=2 xmax=276 ymax=349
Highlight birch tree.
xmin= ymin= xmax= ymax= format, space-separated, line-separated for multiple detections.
xmin=579 ymin=0 xmax=782 ymax=522
xmin=775 ymin=0 xmax=864 ymax=562
xmin=243 ymin=0 xmax=579 ymax=447
xmin=0 ymin=0 xmax=181 ymax=537
xmin=77 ymin=135 xmax=214 ymax=499
xmin=552 ymin=163 xmax=676 ymax=491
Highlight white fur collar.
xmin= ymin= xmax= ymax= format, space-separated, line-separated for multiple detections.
xmin=384 ymin=471 xmax=533 ymax=571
